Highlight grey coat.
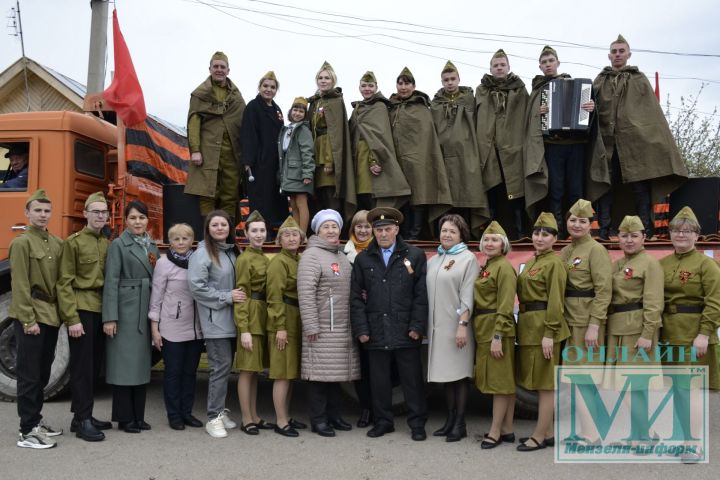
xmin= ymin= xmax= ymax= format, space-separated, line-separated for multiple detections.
xmin=297 ymin=235 xmax=360 ymax=382
xmin=188 ymin=241 xmax=237 ymax=339
xmin=277 ymin=121 xmax=315 ymax=194
xmin=102 ymin=230 xmax=159 ymax=386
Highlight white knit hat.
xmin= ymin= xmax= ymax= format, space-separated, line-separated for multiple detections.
xmin=311 ymin=209 xmax=343 ymax=233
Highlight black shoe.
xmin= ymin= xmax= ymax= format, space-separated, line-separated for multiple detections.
xmin=311 ymin=422 xmax=335 ymax=437
xmin=411 ymin=427 xmax=427 ymax=441
xmin=119 ymin=421 xmax=141 ymax=434
xmin=138 ymin=420 xmax=151 ymax=431
xmin=367 ymin=423 xmax=395 ymax=438
xmin=598 ymin=229 xmax=610 ymax=241
xmin=357 ymin=409 xmax=372 ymax=428
xmin=182 ymin=415 xmax=203 ymax=428
xmin=328 ymin=418 xmax=352 ymax=431
xmin=481 ymin=435 xmax=501 ymax=450
xmin=256 ymin=419 xmax=276 ymax=430
xmin=520 ymin=436 xmax=554 ymax=447
xmin=446 ymin=416 xmax=467 ymax=442
xmin=71 ymin=416 xmax=112 ymax=432
xmin=517 ymin=437 xmax=546 ymax=452
xmin=288 ymin=418 xmax=307 ymax=430
xmin=75 ymin=419 xmax=105 ymax=442
xmin=169 ymin=418 xmax=185 ymax=430
xmin=500 ymin=432 xmax=515 ymax=443
xmin=433 ymin=410 xmax=456 ymax=437
xmin=274 ymin=424 xmax=299 ymax=438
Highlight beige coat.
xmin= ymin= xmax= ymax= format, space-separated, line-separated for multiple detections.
xmin=426 ymin=248 xmax=479 ymax=382
xmin=297 ymin=235 xmax=360 ymax=382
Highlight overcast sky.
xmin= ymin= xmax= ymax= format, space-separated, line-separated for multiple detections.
xmin=1 ymin=0 xmax=718 ymax=128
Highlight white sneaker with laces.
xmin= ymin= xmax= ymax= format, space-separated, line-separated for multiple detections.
xmin=36 ymin=420 xmax=63 ymax=437
xmin=17 ymin=427 xmax=57 ymax=449
xmin=218 ymin=409 xmax=237 ymax=429
xmin=205 ymin=416 xmax=228 ymax=438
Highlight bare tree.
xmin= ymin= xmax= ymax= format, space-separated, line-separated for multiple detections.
xmin=665 ymin=85 xmax=720 ymax=177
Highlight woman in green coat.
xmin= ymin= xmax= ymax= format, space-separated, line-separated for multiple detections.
xmin=515 ymin=212 xmax=569 ymax=451
xmin=102 ymin=201 xmax=160 ymax=433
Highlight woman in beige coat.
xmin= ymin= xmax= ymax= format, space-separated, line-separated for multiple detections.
xmin=298 ymin=209 xmax=360 ymax=437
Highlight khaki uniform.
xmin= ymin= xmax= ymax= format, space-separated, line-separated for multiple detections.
xmin=473 ymin=254 xmax=517 ymax=395
xmin=266 ymin=249 xmax=301 ymax=380
xmin=660 ymin=249 xmax=720 ymax=389
xmin=234 ymin=246 xmax=269 ymax=372
xmin=560 ymin=235 xmax=612 ymax=365
xmin=57 ymin=227 xmax=109 ymax=325
xmin=516 ymin=250 xmax=569 ymax=390
xmin=9 ymin=225 xmax=63 ymax=328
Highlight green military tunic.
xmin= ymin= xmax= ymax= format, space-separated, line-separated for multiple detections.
xmin=57 ymin=227 xmax=110 ymax=326
xmin=660 ymin=248 xmax=720 ymax=389
xmin=266 ymin=249 xmax=302 ymax=380
xmin=516 ymin=250 xmax=569 ymax=390
xmin=559 ymin=235 xmax=612 ymax=365
xmin=311 ymin=110 xmax=335 ymax=188
xmin=473 ymin=254 xmax=517 ymax=395
xmin=9 ymin=225 xmax=63 ymax=328
xmin=234 ymin=246 xmax=269 ymax=372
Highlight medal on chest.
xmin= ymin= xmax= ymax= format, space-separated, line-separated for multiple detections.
xmin=678 ymin=270 xmax=693 ymax=285
xmin=404 ymin=258 xmax=414 ymax=274
xmin=444 ymin=259 xmax=455 ymax=271
xmin=148 ymin=253 xmax=157 ymax=267
xmin=568 ymin=257 xmax=582 ymax=270
xmin=330 ymin=262 xmax=340 ymax=276
xmin=623 ymin=267 xmax=633 ymax=280
xmin=276 ymin=110 xmax=284 ymax=122
xmin=527 ymin=267 xmax=541 ymax=277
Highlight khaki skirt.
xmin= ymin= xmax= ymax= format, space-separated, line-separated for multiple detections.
xmin=268 ymin=332 xmax=301 ymax=380
xmin=661 ymin=344 xmax=719 ymax=391
xmin=474 ymin=337 xmax=516 ymax=395
xmin=234 ymin=334 xmax=268 ymax=372
xmin=562 ymin=324 xmax=606 ymax=366
xmin=603 ymin=332 xmax=661 ymax=390
xmin=516 ymin=343 xmax=562 ymax=391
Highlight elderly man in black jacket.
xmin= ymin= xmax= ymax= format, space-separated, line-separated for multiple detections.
xmin=351 ymin=207 xmax=429 ymax=441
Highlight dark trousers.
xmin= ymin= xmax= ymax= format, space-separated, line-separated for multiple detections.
xmin=353 ymin=347 xmax=372 ymax=412
xmin=546 ymin=143 xmax=585 ymax=232
xmin=368 ymin=347 xmax=427 ymax=429
xmin=306 ymin=381 xmax=343 ymax=425
xmin=69 ymin=310 xmax=104 ymax=420
xmin=15 ymin=321 xmax=59 ymax=434
xmin=111 ymin=384 xmax=147 ymax=423
xmin=162 ymin=338 xmax=203 ymax=421
xmin=487 ymin=184 xmax=527 ymax=240
xmin=596 ymin=148 xmax=653 ymax=234
xmin=400 ymin=205 xmax=427 ymax=240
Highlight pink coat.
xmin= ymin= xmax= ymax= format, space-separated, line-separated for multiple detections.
xmin=148 ymin=255 xmax=202 ymax=342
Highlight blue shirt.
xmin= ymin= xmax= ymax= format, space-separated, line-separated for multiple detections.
xmin=1 ymin=166 xmax=28 ymax=189
xmin=382 ymin=243 xmax=395 ymax=266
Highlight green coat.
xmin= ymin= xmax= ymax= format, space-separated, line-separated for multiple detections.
xmin=185 ymin=77 xmax=245 ymax=198
xmin=9 ymin=226 xmax=63 ymax=328
xmin=57 ymin=227 xmax=109 ymax=326
xmin=473 ymin=254 xmax=517 ymax=341
xmin=389 ymin=90 xmax=452 ymax=224
xmin=307 ymin=87 xmax=357 ymax=217
xmin=266 ymin=249 xmax=301 ymax=337
xmin=431 ymin=87 xmax=490 ymax=234
xmin=278 ymin=121 xmax=315 ymax=194
xmin=349 ymin=92 xmax=411 ymax=207
xmin=234 ymin=246 xmax=269 ymax=335
xmin=102 ymin=230 xmax=159 ymax=386
xmin=475 ymin=73 xmax=528 ymax=199
xmin=591 ymin=66 xmax=688 ymax=201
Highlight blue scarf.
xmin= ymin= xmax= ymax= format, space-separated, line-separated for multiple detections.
xmin=437 ymin=242 xmax=467 ymax=256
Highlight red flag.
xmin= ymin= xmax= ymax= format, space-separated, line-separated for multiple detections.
xmin=102 ymin=9 xmax=147 ymax=126
xmin=654 ymin=72 xmax=660 ymax=102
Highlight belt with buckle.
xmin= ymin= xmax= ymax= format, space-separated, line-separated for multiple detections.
xmin=664 ymin=304 xmax=704 ymax=314
xmin=250 ymin=292 xmax=266 ymax=301
xmin=609 ymin=302 xmax=643 ymax=314
xmin=565 ymin=289 xmax=595 ymax=298
xmin=474 ymin=308 xmax=497 ymax=315
xmin=282 ymin=295 xmax=299 ymax=307
xmin=31 ymin=288 xmax=56 ymax=304
xmin=518 ymin=302 xmax=547 ymax=313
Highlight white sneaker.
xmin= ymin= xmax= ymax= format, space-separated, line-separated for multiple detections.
xmin=205 ymin=416 xmax=228 ymax=438
xmin=36 ymin=420 xmax=63 ymax=437
xmin=218 ymin=409 xmax=237 ymax=429
xmin=17 ymin=428 xmax=57 ymax=449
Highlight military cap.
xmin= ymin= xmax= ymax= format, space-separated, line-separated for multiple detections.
xmin=245 ymin=210 xmax=266 ymax=225
xmin=539 ymin=45 xmax=558 ymax=61
xmin=319 ymin=60 xmax=335 ymax=73
xmin=262 ymin=71 xmax=277 ymax=82
xmin=210 ymin=51 xmax=229 ymax=65
xmin=278 ymin=216 xmax=300 ymax=233
xmin=442 ymin=60 xmax=458 ymax=75
xmin=4 ymin=144 xmax=28 ymax=158
xmin=84 ymin=191 xmax=107 ymax=208
xmin=568 ymin=199 xmax=594 ymax=219
xmin=483 ymin=220 xmax=507 ymax=237
xmin=534 ymin=211 xmax=558 ymax=231
xmin=360 ymin=71 xmax=377 ymax=83
xmin=291 ymin=96 xmax=308 ymax=109
xmin=672 ymin=206 xmax=699 ymax=224
xmin=618 ymin=215 xmax=645 ymax=233
xmin=492 ymin=49 xmax=508 ymax=59
xmin=26 ymin=188 xmax=50 ymax=207
xmin=398 ymin=66 xmax=415 ymax=83
xmin=367 ymin=207 xmax=404 ymax=227
xmin=613 ymin=34 xmax=629 ymax=48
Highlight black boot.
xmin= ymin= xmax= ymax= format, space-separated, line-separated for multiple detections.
xmin=433 ymin=409 xmax=456 ymax=437
xmin=595 ymin=196 xmax=611 ymax=241
xmin=407 ymin=207 xmax=424 ymax=240
xmin=446 ymin=414 xmax=467 ymax=442
xmin=75 ymin=419 xmax=105 ymax=442
xmin=512 ymin=204 xmax=527 ymax=240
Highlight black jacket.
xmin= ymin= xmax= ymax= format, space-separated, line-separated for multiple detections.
xmin=351 ymin=236 xmax=427 ymax=350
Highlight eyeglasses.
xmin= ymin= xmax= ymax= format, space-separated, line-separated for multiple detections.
xmin=670 ymin=230 xmax=696 ymax=236
xmin=87 ymin=210 xmax=109 ymax=216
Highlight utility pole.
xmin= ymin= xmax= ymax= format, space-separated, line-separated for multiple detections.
xmin=86 ymin=0 xmax=109 ymax=94
xmin=8 ymin=0 xmax=30 ymax=111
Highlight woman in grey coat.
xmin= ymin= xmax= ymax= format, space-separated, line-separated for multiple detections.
xmin=298 ymin=209 xmax=360 ymax=437
xmin=188 ymin=210 xmax=245 ymax=438
xmin=102 ymin=201 xmax=160 ymax=433
xmin=278 ymin=96 xmax=314 ymax=233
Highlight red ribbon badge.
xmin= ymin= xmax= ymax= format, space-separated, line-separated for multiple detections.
xmin=623 ymin=267 xmax=633 ymax=280
xmin=331 ymin=263 xmax=340 ymax=276
xmin=481 ymin=269 xmax=491 ymax=279
xmin=528 ymin=268 xmax=541 ymax=277
xmin=678 ymin=270 xmax=693 ymax=285
xmin=148 ymin=252 xmax=157 ymax=268
xmin=444 ymin=259 xmax=455 ymax=271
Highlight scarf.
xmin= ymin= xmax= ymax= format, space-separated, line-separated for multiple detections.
xmin=481 ymin=73 xmax=526 ymax=114
xmin=350 ymin=233 xmax=372 ymax=253
xmin=437 ymin=242 xmax=467 ymax=256
xmin=167 ymin=248 xmax=192 ymax=269
xmin=130 ymin=232 xmax=151 ymax=254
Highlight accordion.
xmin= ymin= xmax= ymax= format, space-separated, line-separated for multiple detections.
xmin=540 ymin=78 xmax=593 ymax=136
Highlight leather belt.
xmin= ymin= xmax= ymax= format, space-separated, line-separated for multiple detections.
xmin=609 ymin=302 xmax=643 ymax=314
xmin=565 ymin=289 xmax=595 ymax=298
xmin=474 ymin=308 xmax=497 ymax=315
xmin=518 ymin=302 xmax=547 ymax=313
xmin=315 ymin=127 xmax=328 ymax=136
xmin=282 ymin=295 xmax=299 ymax=307
xmin=250 ymin=292 xmax=266 ymax=301
xmin=31 ymin=287 xmax=56 ymax=304
xmin=664 ymin=304 xmax=704 ymax=314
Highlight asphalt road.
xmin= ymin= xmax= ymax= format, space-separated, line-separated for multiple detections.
xmin=0 ymin=373 xmax=717 ymax=480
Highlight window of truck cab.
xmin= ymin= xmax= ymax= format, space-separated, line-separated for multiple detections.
xmin=0 ymin=141 xmax=30 ymax=191
xmin=74 ymin=140 xmax=105 ymax=179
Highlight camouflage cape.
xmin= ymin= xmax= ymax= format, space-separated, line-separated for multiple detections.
xmin=349 ymin=92 xmax=411 ymax=208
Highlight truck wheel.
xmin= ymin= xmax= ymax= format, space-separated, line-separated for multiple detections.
xmin=0 ymin=292 xmax=71 ymax=402
xmin=514 ymin=386 xmax=539 ymax=419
